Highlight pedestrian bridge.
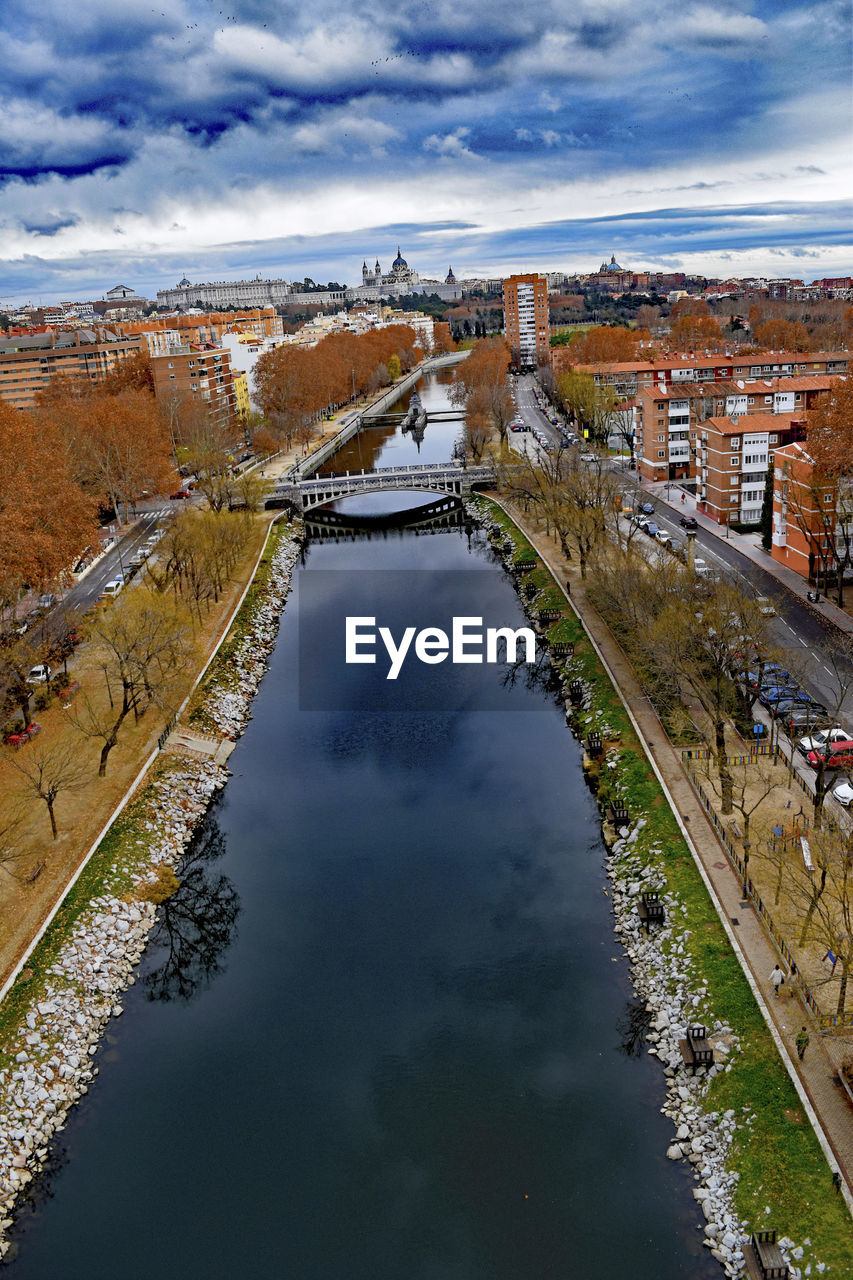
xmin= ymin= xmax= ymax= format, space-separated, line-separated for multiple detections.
xmin=267 ymin=462 xmax=496 ymax=513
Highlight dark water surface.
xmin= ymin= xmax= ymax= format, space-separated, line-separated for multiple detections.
xmin=4 ymin=522 xmax=719 ymax=1280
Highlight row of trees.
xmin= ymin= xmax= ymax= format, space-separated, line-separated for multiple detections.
xmin=449 ymin=337 xmax=514 ymax=459
xmin=253 ymin=325 xmax=422 ymax=450
xmin=1 ymin=504 xmax=257 ymax=864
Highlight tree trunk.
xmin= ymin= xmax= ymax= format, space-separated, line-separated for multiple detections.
xmin=799 ymin=865 xmax=827 ymax=946
xmin=46 ymin=800 xmax=58 ymax=841
xmin=715 ymin=719 xmax=733 ymax=813
xmin=836 ymin=959 xmax=848 ymax=1018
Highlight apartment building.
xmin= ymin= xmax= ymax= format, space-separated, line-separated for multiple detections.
xmin=696 ymin=413 xmax=806 ymax=527
xmin=634 ymin=374 xmax=839 ymax=482
xmin=559 ymin=350 xmax=850 ymax=399
xmin=0 ymin=328 xmax=143 ymax=410
xmin=503 ymin=274 xmax=550 ymax=369
xmin=150 ymin=345 xmax=236 ymax=430
xmin=123 ymin=308 xmax=285 ymax=349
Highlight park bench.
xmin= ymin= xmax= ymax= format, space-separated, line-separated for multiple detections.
xmin=637 ymin=890 xmax=665 ymax=929
xmin=744 ymin=1229 xmax=790 ymax=1279
xmin=678 ymin=1024 xmax=715 ymax=1074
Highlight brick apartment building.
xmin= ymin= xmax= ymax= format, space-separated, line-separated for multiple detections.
xmin=0 ymin=328 xmax=143 ymax=410
xmin=556 ymin=349 xmax=851 ymax=399
xmin=121 ymin=308 xmax=285 ymax=351
xmin=150 ymin=345 xmax=237 ymax=430
xmin=634 ymin=375 xmax=838 ymax=483
xmin=696 ymin=413 xmax=807 ymax=527
xmin=503 ymin=274 xmax=550 ymax=369
xmin=770 ymin=444 xmax=853 ymax=585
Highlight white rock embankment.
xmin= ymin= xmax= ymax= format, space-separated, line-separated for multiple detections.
xmin=0 ymin=523 xmax=302 ymax=1259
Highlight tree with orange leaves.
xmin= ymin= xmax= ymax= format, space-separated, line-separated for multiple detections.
xmin=43 ymin=389 xmax=175 ymax=520
xmin=565 ymin=325 xmax=653 ymax=364
xmin=0 ymin=401 xmax=97 ymax=620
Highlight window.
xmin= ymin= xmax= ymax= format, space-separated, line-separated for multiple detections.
xmin=731 ymin=476 xmax=739 ymax=486
xmin=657 ymin=450 xmax=666 ymax=459
xmin=769 ymin=434 xmax=778 ymax=444
xmin=730 ymin=456 xmax=740 ymax=467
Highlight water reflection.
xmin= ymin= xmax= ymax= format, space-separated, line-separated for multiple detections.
xmin=141 ymin=810 xmax=240 ymax=1004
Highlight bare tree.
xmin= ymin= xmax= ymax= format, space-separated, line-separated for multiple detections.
xmin=76 ymin=591 xmax=196 ymax=775
xmin=7 ymin=741 xmax=90 ymax=840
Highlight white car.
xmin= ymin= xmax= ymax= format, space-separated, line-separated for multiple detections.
xmin=756 ymin=596 xmax=776 ymax=616
xmin=655 ymin=530 xmax=673 ymax=548
xmin=832 ymin=779 xmax=853 ymax=807
xmin=797 ymin=727 xmax=849 ymax=756
xmin=26 ymin=664 xmax=53 ymax=684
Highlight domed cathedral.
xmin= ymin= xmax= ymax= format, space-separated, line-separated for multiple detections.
xmin=445 ymin=266 xmax=456 ymax=285
xmin=361 ymin=248 xmax=420 ymax=293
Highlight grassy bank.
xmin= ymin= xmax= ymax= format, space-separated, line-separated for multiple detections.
xmin=473 ymin=496 xmax=853 ymax=1271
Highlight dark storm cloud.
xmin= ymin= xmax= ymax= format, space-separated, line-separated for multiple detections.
xmin=0 ymin=0 xmax=849 ymax=298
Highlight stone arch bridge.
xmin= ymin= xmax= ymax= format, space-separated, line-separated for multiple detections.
xmin=267 ymin=462 xmax=496 ymax=514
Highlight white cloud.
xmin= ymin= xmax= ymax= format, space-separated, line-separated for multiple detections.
xmin=678 ymin=5 xmax=769 ymax=44
xmin=423 ymin=127 xmax=478 ymax=159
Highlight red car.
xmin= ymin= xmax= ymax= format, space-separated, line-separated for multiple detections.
xmin=169 ymin=488 xmax=192 ymax=500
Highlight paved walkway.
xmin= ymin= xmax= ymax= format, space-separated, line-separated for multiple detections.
xmin=494 ymin=496 xmax=853 ymax=1209
xmin=647 ymin=480 xmax=853 ymax=638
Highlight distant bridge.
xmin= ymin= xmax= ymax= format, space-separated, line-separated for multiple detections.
xmin=267 ymin=462 xmax=496 ymax=513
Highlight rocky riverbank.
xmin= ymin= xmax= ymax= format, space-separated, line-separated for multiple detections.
xmin=471 ymin=497 xmax=822 ymax=1280
xmin=0 ymin=521 xmax=303 ymax=1261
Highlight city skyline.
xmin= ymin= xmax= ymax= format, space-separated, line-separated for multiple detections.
xmin=1 ymin=0 xmax=851 ymax=305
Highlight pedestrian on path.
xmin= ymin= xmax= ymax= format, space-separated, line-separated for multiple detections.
xmin=770 ymin=964 xmax=785 ymax=997
xmin=681 ymin=492 xmax=686 ymax=503
xmin=796 ymin=1026 xmax=810 ymax=1060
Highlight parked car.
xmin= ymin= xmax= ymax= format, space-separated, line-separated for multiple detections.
xmin=755 ymin=596 xmax=776 ymax=616
xmin=680 ymin=515 xmax=698 ymax=530
xmin=644 ymin=522 xmax=660 ymax=538
xmin=806 ymin=740 xmax=853 ymax=769
xmin=798 ymin=727 xmax=850 ymax=756
xmin=37 ymin=593 xmax=56 ymax=609
xmin=758 ymin=683 xmax=805 ymax=707
xmin=780 ymin=707 xmax=829 ymax=734
xmin=772 ymin=697 xmax=828 ymax=721
xmin=743 ymin=663 xmax=793 ymax=689
xmin=655 ymin=529 xmax=673 ymax=548
xmin=170 ymin=488 xmax=192 ymax=500
xmin=26 ymin=664 xmax=53 ymax=684
xmin=640 ymin=503 xmax=655 ymax=515
xmin=831 ymin=779 xmax=853 ymax=806
xmin=99 ymin=578 xmax=124 ymax=601
xmin=510 ymin=422 xmax=526 ymax=432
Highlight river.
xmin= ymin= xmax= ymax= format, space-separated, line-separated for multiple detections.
xmin=3 ymin=372 xmax=719 ymax=1278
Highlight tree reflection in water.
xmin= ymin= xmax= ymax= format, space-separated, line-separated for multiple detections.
xmin=616 ymin=998 xmax=652 ymax=1057
xmin=142 ymin=809 xmax=240 ymax=1003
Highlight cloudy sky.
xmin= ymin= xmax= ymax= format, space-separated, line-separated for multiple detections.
xmin=1 ymin=0 xmax=851 ymax=304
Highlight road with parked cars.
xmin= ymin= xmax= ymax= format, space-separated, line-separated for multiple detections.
xmin=509 ymin=377 xmax=853 ymax=819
